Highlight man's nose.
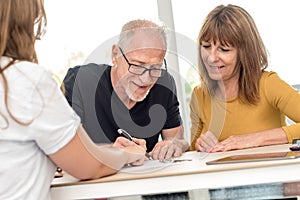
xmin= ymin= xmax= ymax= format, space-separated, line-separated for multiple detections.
xmin=139 ymin=70 xmax=153 ymax=84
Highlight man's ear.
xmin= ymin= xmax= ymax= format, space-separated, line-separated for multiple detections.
xmin=111 ymin=45 xmax=119 ymax=64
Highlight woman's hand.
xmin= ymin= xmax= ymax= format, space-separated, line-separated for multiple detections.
xmin=113 ymin=137 xmax=146 ymax=166
xmin=212 ymin=128 xmax=289 ymax=152
xmin=194 ymin=131 xmax=219 ymax=152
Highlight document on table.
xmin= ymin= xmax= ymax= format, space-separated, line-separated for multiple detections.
xmin=120 ymin=159 xmax=187 ymax=174
xmin=120 ymin=151 xmax=208 ymax=174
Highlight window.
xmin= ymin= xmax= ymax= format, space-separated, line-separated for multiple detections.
xmin=36 ymin=0 xmax=159 ymax=83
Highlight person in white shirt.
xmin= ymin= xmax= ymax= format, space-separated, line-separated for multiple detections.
xmin=0 ymin=1 xmax=146 ymax=199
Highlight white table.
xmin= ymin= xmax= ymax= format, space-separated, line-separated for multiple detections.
xmin=51 ymin=144 xmax=300 ymax=199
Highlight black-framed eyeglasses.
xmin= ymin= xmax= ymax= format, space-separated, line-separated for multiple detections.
xmin=119 ymin=47 xmax=167 ymax=78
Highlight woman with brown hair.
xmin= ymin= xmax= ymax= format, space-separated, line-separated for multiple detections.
xmin=190 ymin=4 xmax=300 ymax=152
xmin=0 ymin=1 xmax=145 ymax=199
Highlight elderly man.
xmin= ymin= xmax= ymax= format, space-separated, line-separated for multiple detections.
xmin=62 ymin=19 xmax=189 ymax=160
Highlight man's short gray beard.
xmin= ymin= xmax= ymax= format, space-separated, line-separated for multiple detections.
xmin=126 ymin=87 xmax=150 ymax=102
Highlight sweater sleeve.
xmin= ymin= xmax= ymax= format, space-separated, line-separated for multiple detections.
xmin=264 ymin=72 xmax=300 ymax=142
xmin=189 ymin=86 xmax=203 ymax=150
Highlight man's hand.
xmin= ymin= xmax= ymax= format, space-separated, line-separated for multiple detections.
xmin=150 ymin=125 xmax=188 ymax=160
xmin=150 ymin=139 xmax=186 ymax=160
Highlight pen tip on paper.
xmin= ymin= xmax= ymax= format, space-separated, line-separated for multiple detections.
xmin=145 ymin=152 xmax=153 ymax=160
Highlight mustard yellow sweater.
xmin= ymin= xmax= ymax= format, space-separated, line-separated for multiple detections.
xmin=190 ymin=71 xmax=300 ymax=150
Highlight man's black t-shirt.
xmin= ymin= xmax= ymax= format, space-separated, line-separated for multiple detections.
xmin=63 ymin=63 xmax=182 ymax=151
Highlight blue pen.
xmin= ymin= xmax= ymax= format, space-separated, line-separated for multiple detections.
xmin=117 ymin=128 xmax=153 ymax=160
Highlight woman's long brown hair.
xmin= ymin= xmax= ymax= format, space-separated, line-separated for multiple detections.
xmin=0 ymin=0 xmax=47 ymax=127
xmin=198 ymin=4 xmax=268 ymax=104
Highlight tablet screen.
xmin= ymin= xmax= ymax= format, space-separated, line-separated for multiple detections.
xmin=206 ymin=151 xmax=300 ymax=165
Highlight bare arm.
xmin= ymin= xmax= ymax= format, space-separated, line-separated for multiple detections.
xmin=49 ymin=125 xmax=145 ymax=180
xmin=162 ymin=125 xmax=189 ymax=151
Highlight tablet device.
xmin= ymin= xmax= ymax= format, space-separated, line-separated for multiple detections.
xmin=206 ymin=151 xmax=300 ymax=165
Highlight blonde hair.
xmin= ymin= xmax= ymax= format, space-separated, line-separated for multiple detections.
xmin=198 ymin=4 xmax=268 ymax=104
xmin=0 ymin=0 xmax=47 ymax=127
